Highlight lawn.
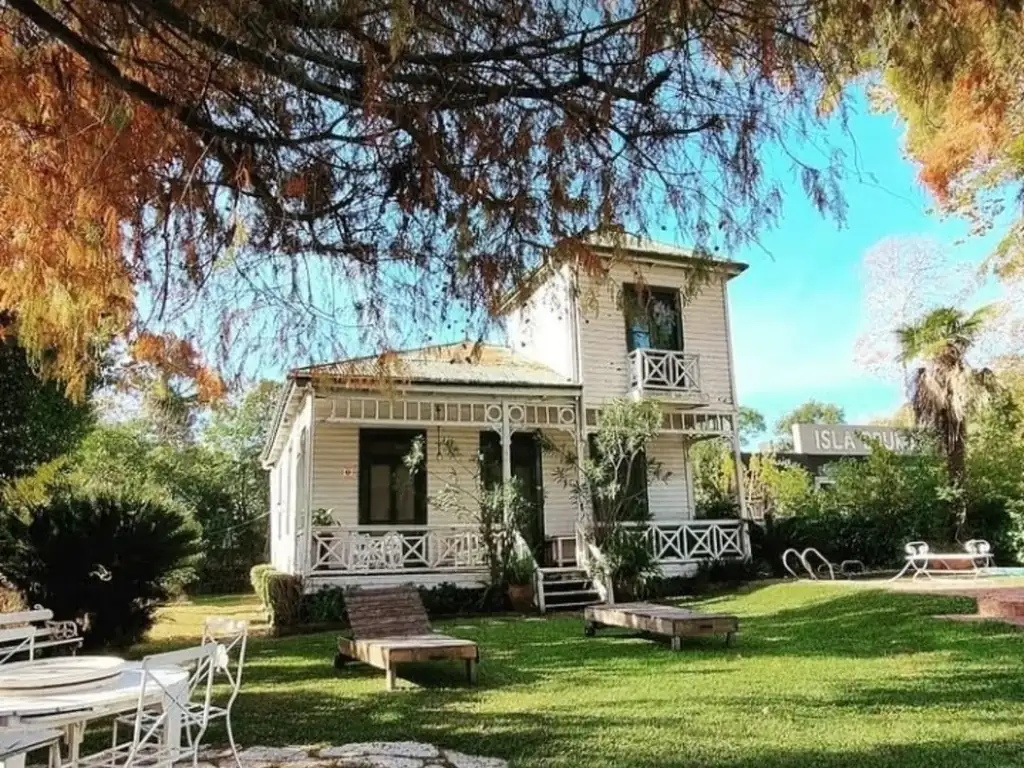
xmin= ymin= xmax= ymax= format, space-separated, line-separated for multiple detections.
xmin=149 ymin=585 xmax=1024 ymax=767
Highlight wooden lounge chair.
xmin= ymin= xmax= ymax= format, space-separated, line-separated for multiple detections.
xmin=584 ymin=602 xmax=739 ymax=649
xmin=335 ymin=586 xmax=479 ymax=691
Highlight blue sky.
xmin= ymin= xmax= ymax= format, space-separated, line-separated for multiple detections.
xmin=726 ymin=90 xmax=1003 ymax=432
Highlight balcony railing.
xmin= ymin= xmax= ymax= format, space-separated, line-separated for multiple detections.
xmin=620 ymin=519 xmax=745 ymax=562
xmin=310 ymin=525 xmax=490 ymax=574
xmin=628 ymin=349 xmax=700 ymax=394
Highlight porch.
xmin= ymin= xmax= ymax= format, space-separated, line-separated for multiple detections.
xmin=281 ymin=386 xmax=747 ymax=597
xmin=306 ymin=519 xmax=747 ymax=586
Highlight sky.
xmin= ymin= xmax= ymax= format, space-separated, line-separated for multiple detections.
xmin=725 ymin=89 xmax=1006 ymax=431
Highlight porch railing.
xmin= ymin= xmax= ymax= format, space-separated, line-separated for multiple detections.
xmin=620 ymin=519 xmax=745 ymax=562
xmin=310 ymin=525 xmax=490 ymax=574
xmin=627 ymin=349 xmax=700 ymax=394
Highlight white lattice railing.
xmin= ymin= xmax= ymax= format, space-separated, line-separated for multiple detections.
xmin=628 ymin=349 xmax=700 ymax=393
xmin=620 ymin=519 xmax=745 ymax=562
xmin=310 ymin=525 xmax=491 ymax=574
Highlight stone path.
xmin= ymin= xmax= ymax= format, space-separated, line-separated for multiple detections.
xmin=195 ymin=743 xmax=507 ymax=768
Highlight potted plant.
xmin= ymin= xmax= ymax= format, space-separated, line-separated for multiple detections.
xmin=603 ymin=526 xmax=661 ymax=602
xmin=504 ymin=552 xmax=537 ymax=612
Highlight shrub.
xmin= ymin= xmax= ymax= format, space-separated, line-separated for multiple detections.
xmin=250 ymin=563 xmax=273 ymax=613
xmin=751 ymin=449 xmax=957 ymax=571
xmin=265 ymin=571 xmax=303 ymax=628
xmin=0 ymin=493 xmax=199 ymax=648
xmin=419 ymin=582 xmax=505 ymax=616
xmin=302 ymin=586 xmax=346 ymax=624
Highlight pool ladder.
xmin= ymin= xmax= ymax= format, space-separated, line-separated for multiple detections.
xmin=782 ymin=548 xmax=865 ymax=580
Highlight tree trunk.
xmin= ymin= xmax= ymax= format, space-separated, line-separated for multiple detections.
xmin=949 ymin=421 xmax=968 ymax=542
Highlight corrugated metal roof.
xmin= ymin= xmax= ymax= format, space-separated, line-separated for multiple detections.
xmin=293 ymin=342 xmax=577 ymax=388
xmin=586 ymin=233 xmax=748 ymax=274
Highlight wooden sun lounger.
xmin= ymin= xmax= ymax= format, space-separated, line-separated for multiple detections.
xmin=584 ymin=602 xmax=739 ymax=650
xmin=335 ymin=586 xmax=479 ymax=691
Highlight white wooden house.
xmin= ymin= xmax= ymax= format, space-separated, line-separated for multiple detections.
xmin=261 ymin=236 xmax=749 ymax=609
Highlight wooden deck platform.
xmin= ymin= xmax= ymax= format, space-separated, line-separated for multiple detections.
xmin=584 ymin=602 xmax=739 ymax=650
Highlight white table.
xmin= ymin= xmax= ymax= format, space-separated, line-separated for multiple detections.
xmin=0 ymin=659 xmax=188 ymax=768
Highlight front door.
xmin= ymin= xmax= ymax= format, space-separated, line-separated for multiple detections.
xmin=480 ymin=431 xmax=545 ymax=560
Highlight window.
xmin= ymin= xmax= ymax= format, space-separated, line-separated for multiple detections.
xmin=588 ymin=435 xmax=649 ymax=521
xmin=622 ymin=284 xmax=683 ymax=352
xmin=359 ymin=429 xmax=427 ymax=525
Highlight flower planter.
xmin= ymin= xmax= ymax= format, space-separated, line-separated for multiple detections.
xmin=507 ymin=583 xmax=535 ymax=613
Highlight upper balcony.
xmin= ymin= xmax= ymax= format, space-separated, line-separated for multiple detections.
xmin=627 ymin=348 xmax=709 ymax=404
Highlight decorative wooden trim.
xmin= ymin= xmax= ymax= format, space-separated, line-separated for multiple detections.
xmin=584 ymin=407 xmax=735 ymax=437
xmin=319 ymin=396 xmax=578 ymax=434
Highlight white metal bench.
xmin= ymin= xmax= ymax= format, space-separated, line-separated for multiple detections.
xmin=891 ymin=540 xmax=994 ymax=580
xmin=0 ymin=607 xmax=82 ymax=665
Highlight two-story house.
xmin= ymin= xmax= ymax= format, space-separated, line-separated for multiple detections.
xmin=260 ymin=235 xmax=749 ymax=610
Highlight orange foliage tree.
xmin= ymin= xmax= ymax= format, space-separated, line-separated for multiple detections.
xmin=823 ymin=1 xmax=1024 ymax=276
xmin=0 ymin=0 xmax=857 ymax=393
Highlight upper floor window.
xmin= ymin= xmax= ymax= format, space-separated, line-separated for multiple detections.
xmin=622 ymin=284 xmax=682 ymax=352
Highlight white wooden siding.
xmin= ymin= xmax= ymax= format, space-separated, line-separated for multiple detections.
xmin=646 ymin=435 xmax=694 ymax=520
xmin=506 ymin=267 xmax=576 ymax=380
xmin=309 ymin=412 xmax=579 ymax=537
xmin=310 ymin=420 xmax=483 ymax=526
xmin=426 ymin=427 xmax=485 ymax=526
xmin=269 ymin=391 xmax=312 ymax=573
xmin=577 ymin=262 xmax=735 ymax=408
xmin=540 ymin=429 xmax=578 ymax=536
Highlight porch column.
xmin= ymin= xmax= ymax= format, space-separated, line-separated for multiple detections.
xmin=299 ymin=389 xmax=316 ymax=576
xmin=501 ymin=400 xmax=512 ymax=524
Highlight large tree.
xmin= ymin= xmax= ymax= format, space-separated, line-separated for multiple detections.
xmin=773 ymin=400 xmax=845 ymax=448
xmin=827 ymin=1 xmax=1024 ymax=277
xmin=0 ymin=0 xmax=853 ymax=393
xmin=0 ymin=323 xmax=94 ymax=482
xmin=897 ymin=306 xmax=994 ymax=538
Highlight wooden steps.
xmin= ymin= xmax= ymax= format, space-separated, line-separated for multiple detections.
xmin=538 ymin=567 xmax=602 ymax=612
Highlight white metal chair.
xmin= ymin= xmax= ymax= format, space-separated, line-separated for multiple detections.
xmin=98 ymin=644 xmax=218 ymax=768
xmin=200 ymin=617 xmax=248 ymax=768
xmin=0 ymin=727 xmax=62 ymax=768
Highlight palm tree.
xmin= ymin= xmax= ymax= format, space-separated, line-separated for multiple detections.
xmin=896 ymin=306 xmax=994 ymax=538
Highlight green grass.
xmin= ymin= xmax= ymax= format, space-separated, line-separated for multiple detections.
xmin=149 ymin=585 xmax=1024 ymax=767
xmin=149 ymin=593 xmax=266 ymax=641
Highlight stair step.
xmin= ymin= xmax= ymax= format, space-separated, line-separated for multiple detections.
xmin=544 ymin=589 xmax=600 ymax=600
xmin=539 ymin=566 xmax=587 ymax=575
xmin=541 ymin=570 xmax=588 ymax=580
xmin=542 ymin=578 xmax=590 ymax=589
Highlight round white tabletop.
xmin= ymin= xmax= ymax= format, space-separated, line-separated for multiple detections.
xmin=0 ymin=663 xmax=189 ymax=768
xmin=0 ymin=656 xmax=124 ymax=694
xmin=0 ymin=664 xmax=188 ymax=722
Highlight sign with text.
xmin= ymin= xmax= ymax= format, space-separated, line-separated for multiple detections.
xmin=792 ymin=424 xmax=914 ymax=456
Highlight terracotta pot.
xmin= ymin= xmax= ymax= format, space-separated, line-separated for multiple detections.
xmin=507 ymin=583 xmax=535 ymax=613
xmin=613 ymin=580 xmax=636 ymax=603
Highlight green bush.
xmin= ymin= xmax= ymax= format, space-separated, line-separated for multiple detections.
xmin=250 ymin=563 xmax=273 ymax=612
xmin=302 ymin=586 xmax=346 ymax=624
xmin=753 ymin=449 xmax=956 ymax=569
xmin=0 ymin=493 xmax=198 ymax=648
xmin=419 ymin=582 xmax=505 ymax=616
xmin=265 ymin=571 xmax=303 ymax=628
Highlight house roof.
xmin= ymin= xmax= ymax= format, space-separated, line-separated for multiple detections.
xmin=291 ymin=341 xmax=578 ymax=388
xmin=585 ymin=233 xmax=748 ymax=276
xmin=501 ymin=232 xmax=747 ymax=311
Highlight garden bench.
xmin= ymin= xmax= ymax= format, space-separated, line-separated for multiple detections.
xmin=334 ymin=586 xmax=479 ymax=691
xmin=584 ymin=602 xmax=739 ymax=649
xmin=0 ymin=607 xmax=82 ymax=665
xmin=891 ymin=540 xmax=994 ymax=580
